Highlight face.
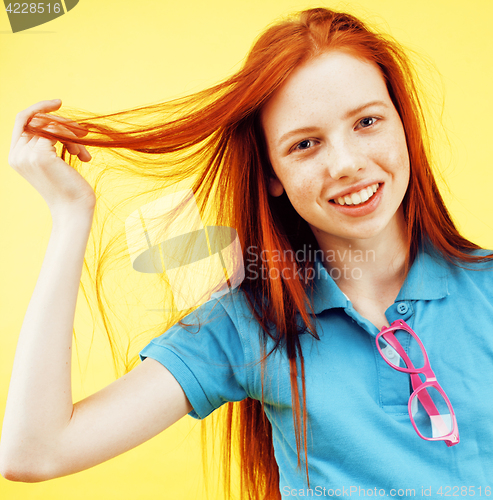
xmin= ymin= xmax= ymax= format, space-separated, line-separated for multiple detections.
xmin=261 ymin=50 xmax=410 ymax=249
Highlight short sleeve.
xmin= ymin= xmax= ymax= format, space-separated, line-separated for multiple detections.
xmin=139 ymin=298 xmax=249 ymax=419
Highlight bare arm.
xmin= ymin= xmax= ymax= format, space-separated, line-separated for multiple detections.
xmin=0 ymin=212 xmax=192 ymax=482
xmin=0 ymin=101 xmax=193 ymax=482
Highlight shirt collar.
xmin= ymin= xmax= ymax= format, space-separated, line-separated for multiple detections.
xmin=309 ymin=243 xmax=449 ymax=315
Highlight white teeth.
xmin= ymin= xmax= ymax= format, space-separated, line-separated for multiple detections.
xmin=350 ymin=192 xmax=362 ymax=204
xmin=360 ymin=190 xmax=370 ymax=203
xmin=332 ymin=183 xmax=379 ymax=206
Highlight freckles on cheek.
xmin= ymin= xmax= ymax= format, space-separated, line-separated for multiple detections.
xmin=387 ymin=132 xmax=410 ymax=168
xmin=293 ymin=178 xmax=317 ymax=199
xmin=288 ymin=180 xmax=322 ymax=215
xmin=395 ymin=148 xmax=411 ymax=175
xmin=373 ymin=143 xmax=409 ymax=173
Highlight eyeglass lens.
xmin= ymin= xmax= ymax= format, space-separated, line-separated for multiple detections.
xmin=410 ymin=386 xmax=454 ymax=438
xmin=378 ymin=328 xmax=425 ymax=370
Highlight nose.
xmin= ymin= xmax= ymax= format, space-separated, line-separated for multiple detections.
xmin=325 ymin=138 xmax=366 ymax=180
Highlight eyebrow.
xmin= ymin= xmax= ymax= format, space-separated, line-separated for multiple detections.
xmin=343 ymin=100 xmax=390 ymax=119
xmin=277 ymin=100 xmax=390 ymax=147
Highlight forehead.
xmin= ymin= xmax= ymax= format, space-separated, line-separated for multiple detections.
xmin=261 ymin=50 xmax=391 ymax=137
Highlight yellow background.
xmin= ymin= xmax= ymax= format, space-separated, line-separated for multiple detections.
xmin=1 ymin=0 xmax=492 ymax=498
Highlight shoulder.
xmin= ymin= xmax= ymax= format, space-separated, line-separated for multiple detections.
xmin=206 ymin=285 xmax=267 ymax=331
xmin=168 ymin=285 xmax=264 ymax=355
xmin=433 ymin=248 xmax=493 ymax=296
xmin=139 ymin=286 xmax=260 ymax=378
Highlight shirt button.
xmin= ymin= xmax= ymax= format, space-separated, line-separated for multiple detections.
xmin=397 ymin=302 xmax=409 ymax=314
xmin=385 ymin=347 xmax=396 ymax=359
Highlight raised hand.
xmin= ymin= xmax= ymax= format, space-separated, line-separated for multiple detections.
xmin=8 ymin=99 xmax=96 ymax=214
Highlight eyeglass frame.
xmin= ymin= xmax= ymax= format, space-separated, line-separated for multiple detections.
xmin=375 ymin=319 xmax=459 ymax=447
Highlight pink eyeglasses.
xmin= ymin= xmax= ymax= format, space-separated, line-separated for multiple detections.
xmin=376 ymin=319 xmax=459 ymax=447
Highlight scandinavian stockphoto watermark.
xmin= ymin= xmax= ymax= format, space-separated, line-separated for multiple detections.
xmin=125 ymin=189 xmax=375 ymax=311
xmin=282 ymin=485 xmax=492 ymax=497
xmin=3 ymin=1 xmax=79 ymax=33
xmin=125 ymin=189 xmax=244 ymax=311
xmin=245 ymin=245 xmax=375 ymax=282
xmin=282 ymin=485 xmax=417 ymax=497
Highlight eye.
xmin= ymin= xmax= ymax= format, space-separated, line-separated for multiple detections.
xmin=294 ymin=139 xmax=315 ymax=151
xmin=356 ymin=117 xmax=379 ymax=129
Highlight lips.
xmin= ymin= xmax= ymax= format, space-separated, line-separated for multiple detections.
xmin=330 ymin=183 xmax=380 ymax=206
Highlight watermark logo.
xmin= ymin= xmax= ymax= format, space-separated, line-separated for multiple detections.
xmin=245 ymin=245 xmax=375 ymax=283
xmin=125 ymin=189 xmax=244 ymax=311
xmin=4 ymin=1 xmax=79 ymax=33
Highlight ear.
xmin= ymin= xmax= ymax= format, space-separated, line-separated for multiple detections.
xmin=268 ymin=176 xmax=284 ymax=197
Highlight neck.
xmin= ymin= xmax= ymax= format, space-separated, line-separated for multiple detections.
xmin=322 ymin=236 xmax=408 ymax=293
xmin=314 ymin=211 xmax=409 ymax=300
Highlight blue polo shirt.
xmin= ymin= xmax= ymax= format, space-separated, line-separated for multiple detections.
xmin=139 ymin=245 xmax=493 ymax=497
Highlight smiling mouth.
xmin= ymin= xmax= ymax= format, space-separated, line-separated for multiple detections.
xmin=330 ymin=183 xmax=380 ymax=206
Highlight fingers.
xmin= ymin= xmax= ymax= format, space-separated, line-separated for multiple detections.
xmin=42 ymin=124 xmax=80 ymax=156
xmin=77 ymin=145 xmax=92 ymax=162
xmin=30 ymin=113 xmax=89 ymax=138
xmin=41 ymin=121 xmax=92 ymax=162
xmin=11 ymin=99 xmax=62 ymax=152
xmin=12 ymin=100 xmax=92 ymax=163
xmin=29 ymin=110 xmax=92 ymax=161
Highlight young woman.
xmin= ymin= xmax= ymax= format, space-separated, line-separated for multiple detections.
xmin=2 ymin=7 xmax=493 ymax=499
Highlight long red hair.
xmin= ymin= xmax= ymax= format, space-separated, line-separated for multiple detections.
xmin=27 ymin=7 xmax=491 ymax=499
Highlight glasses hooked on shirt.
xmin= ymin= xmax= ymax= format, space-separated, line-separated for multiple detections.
xmin=376 ymin=319 xmax=459 ymax=447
